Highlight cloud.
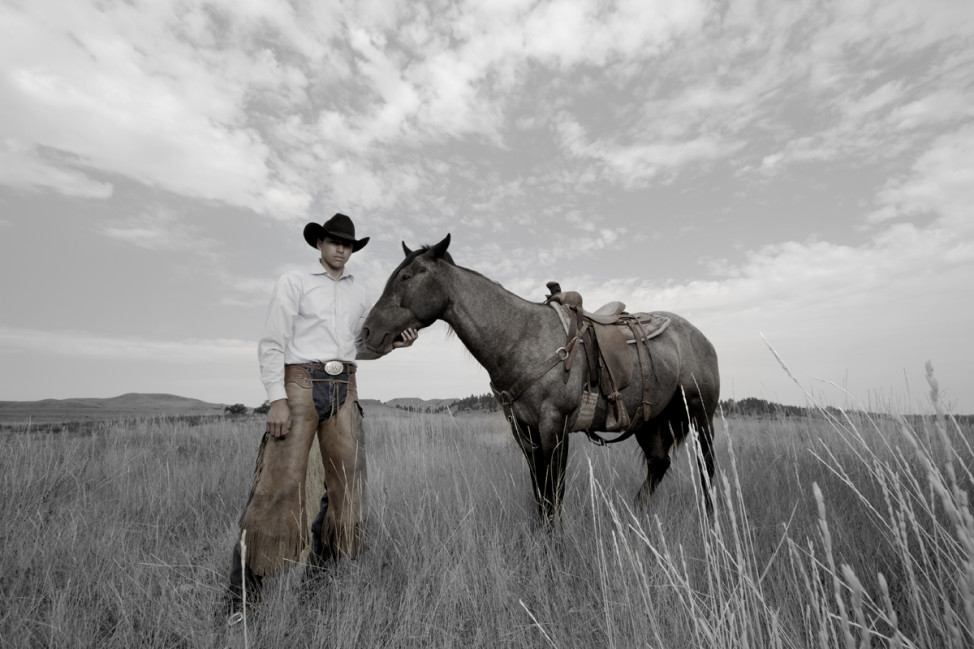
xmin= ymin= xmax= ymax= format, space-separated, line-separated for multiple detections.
xmin=100 ymin=208 xmax=222 ymax=262
xmin=213 ymin=272 xmax=281 ymax=309
xmin=0 ymin=326 xmax=252 ymax=363
xmin=0 ymin=0 xmax=312 ymax=216
xmin=97 ymin=207 xmax=284 ymax=309
xmin=516 ymin=0 xmax=711 ymax=68
xmin=869 ymin=125 xmax=974 ymax=234
xmin=305 ymin=0 xmax=714 ymax=162
xmin=0 ymin=140 xmax=113 ymax=199
xmin=4 ymin=0 xmax=973 ymax=225
xmin=742 ymin=1 xmax=974 ymax=174
xmin=4 ymin=59 xmax=299 ymax=212
xmin=888 ymin=89 xmax=974 ymax=131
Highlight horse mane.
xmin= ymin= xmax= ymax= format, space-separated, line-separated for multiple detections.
xmin=391 ymin=242 xmax=514 ymax=299
xmin=407 ymin=244 xmax=455 ymax=266
xmin=381 ymin=244 xmax=455 ymax=294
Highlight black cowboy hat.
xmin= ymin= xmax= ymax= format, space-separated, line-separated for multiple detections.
xmin=303 ymin=213 xmax=369 ymax=251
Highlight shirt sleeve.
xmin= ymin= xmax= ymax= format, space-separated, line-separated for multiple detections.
xmin=258 ymin=274 xmax=300 ymax=402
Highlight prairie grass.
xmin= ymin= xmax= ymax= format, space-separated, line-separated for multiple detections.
xmin=1 ymin=387 xmax=972 ymax=648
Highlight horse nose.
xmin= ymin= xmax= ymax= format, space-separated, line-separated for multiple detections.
xmin=362 ymin=326 xmax=371 ymax=340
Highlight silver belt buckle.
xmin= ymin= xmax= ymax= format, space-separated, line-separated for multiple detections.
xmin=324 ymin=360 xmax=344 ymax=376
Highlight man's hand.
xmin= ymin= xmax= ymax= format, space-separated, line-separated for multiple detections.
xmin=266 ymin=399 xmax=291 ymax=438
xmin=393 ymin=328 xmax=419 ymax=349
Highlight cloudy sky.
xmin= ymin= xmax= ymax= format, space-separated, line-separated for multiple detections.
xmin=2 ymin=0 xmax=972 ymax=414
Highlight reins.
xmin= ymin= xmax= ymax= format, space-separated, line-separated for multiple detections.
xmin=489 ymin=317 xmax=587 ymax=410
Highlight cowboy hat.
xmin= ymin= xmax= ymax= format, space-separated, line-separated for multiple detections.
xmin=303 ymin=213 xmax=369 ymax=251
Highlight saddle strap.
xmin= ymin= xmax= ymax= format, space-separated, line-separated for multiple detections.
xmin=579 ymin=320 xmax=654 ymax=446
xmin=584 ymin=428 xmax=638 ymax=446
xmin=578 ymin=311 xmax=599 ymax=389
xmin=563 ymin=308 xmax=587 ymax=376
xmin=490 ymin=350 xmax=564 ymax=410
xmin=626 ymin=319 xmax=653 ymax=425
xmin=492 ymin=306 xmax=589 ymax=409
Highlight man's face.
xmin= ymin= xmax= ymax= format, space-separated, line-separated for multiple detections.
xmin=318 ymin=236 xmax=353 ymax=273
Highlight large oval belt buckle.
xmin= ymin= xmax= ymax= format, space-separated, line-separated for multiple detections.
xmin=324 ymin=360 xmax=344 ymax=376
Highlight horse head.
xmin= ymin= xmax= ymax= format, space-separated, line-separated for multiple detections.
xmin=362 ymin=233 xmax=453 ymax=354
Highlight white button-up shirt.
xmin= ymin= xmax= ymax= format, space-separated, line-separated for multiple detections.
xmin=258 ymin=261 xmax=376 ymax=402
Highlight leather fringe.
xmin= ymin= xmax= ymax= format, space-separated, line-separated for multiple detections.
xmin=239 ymin=524 xmax=309 ymax=577
xmin=237 ymin=433 xmax=311 ymax=577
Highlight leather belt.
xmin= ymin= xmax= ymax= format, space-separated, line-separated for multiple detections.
xmin=306 ymin=360 xmax=356 ymax=376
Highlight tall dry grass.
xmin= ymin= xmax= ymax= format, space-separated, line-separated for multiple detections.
xmin=1 ymin=378 xmax=971 ymax=648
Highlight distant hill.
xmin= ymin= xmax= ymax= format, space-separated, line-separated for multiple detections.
xmin=359 ymin=399 xmax=407 ymax=417
xmin=5 ymin=392 xmax=967 ymax=429
xmin=0 ymin=393 xmax=226 ymax=423
xmin=0 ymin=393 xmax=469 ymax=425
xmin=385 ymin=397 xmax=459 ymax=412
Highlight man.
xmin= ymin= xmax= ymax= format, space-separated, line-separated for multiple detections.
xmin=226 ymin=213 xmax=417 ymax=613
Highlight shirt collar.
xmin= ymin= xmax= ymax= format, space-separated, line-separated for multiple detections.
xmin=310 ymin=260 xmax=354 ymax=280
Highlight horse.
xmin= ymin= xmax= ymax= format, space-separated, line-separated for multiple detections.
xmin=362 ymin=234 xmax=720 ymax=522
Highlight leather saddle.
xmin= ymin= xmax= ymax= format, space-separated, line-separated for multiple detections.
xmin=545 ymin=282 xmax=670 ymax=436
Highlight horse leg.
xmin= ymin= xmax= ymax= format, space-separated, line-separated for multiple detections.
xmin=689 ymin=396 xmax=717 ymax=515
xmin=508 ymin=416 xmax=569 ymax=523
xmin=659 ymin=390 xmax=717 ymax=514
xmin=634 ymin=420 xmax=673 ymax=508
xmin=537 ymin=421 xmax=569 ymax=523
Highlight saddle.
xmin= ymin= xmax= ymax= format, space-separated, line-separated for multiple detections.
xmin=545 ymin=282 xmax=670 ymax=439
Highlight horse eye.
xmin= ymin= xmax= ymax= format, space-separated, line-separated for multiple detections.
xmin=400 ymin=272 xmax=412 ymax=282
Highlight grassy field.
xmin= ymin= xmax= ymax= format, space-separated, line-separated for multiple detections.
xmin=1 ymin=392 xmax=972 ymax=648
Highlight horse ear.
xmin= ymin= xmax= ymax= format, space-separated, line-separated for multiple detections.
xmin=402 ymin=242 xmax=413 ymax=257
xmin=430 ymin=233 xmax=451 ymax=259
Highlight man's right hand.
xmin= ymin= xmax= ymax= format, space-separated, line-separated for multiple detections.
xmin=266 ymin=399 xmax=291 ymax=438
